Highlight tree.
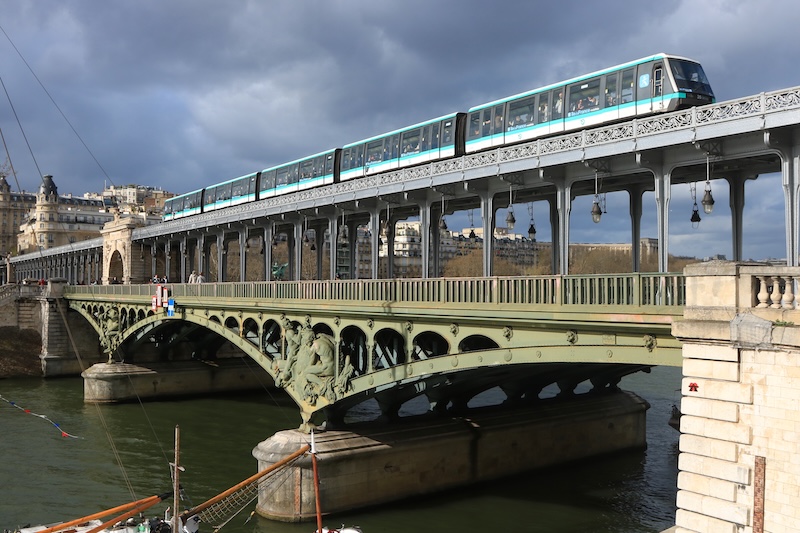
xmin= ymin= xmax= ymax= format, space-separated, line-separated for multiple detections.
xmin=442 ymin=248 xmax=522 ymax=277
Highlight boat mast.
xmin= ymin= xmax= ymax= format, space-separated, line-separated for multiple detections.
xmin=311 ymin=431 xmax=323 ymax=533
xmin=173 ymin=425 xmax=181 ymax=533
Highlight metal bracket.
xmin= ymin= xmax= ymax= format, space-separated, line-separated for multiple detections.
xmin=499 ymin=172 xmax=525 ymax=187
xmin=431 ymin=184 xmax=458 ymax=198
xmin=693 ymin=140 xmax=722 ymax=158
xmin=584 ymin=159 xmax=611 ymax=176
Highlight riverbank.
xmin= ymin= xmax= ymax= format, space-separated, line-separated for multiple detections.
xmin=0 ymin=327 xmax=42 ymax=378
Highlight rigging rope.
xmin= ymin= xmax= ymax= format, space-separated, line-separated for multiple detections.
xmin=0 ymin=23 xmax=115 ymax=184
xmin=192 ymin=450 xmax=305 ymax=531
xmin=55 ymin=300 xmax=139 ymax=502
xmin=0 ymin=393 xmax=81 ymax=438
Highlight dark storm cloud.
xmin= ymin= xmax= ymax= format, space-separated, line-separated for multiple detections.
xmin=1 ymin=0 xmax=798 ymax=259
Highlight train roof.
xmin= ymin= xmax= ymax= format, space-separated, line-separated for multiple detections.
xmin=342 ymin=112 xmax=460 ymax=148
xmin=167 ymin=187 xmax=204 ymax=200
xmin=205 ymin=171 xmax=259 ymax=188
xmin=469 ymin=53 xmax=701 ymax=111
xmin=259 ymin=147 xmax=338 ymax=173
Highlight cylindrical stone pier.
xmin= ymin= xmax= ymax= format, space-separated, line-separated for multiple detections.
xmin=253 ymin=391 xmax=648 ymax=521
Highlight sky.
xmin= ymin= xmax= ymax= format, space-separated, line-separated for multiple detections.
xmin=0 ymin=0 xmax=797 ymax=262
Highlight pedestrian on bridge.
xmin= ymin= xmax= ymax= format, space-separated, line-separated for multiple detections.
xmin=188 ymin=270 xmax=197 ymax=283
xmin=195 ymin=272 xmax=205 ymax=283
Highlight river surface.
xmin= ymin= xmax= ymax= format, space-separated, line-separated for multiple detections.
xmin=1 ymin=366 xmax=681 ymax=533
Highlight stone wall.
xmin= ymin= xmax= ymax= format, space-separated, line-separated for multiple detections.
xmin=672 ymin=262 xmax=800 ymax=533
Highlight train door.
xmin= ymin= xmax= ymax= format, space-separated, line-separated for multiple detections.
xmin=491 ymin=104 xmax=504 ymax=147
xmin=602 ymin=71 xmax=620 ymax=122
xmin=636 ymin=61 xmax=665 ymax=115
xmin=466 ymin=105 xmax=503 ymax=152
xmin=619 ymin=68 xmax=636 ymax=119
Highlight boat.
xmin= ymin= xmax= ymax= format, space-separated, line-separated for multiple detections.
xmin=10 ymin=430 xmax=362 ymax=533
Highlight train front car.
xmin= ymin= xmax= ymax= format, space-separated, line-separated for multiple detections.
xmin=662 ymin=55 xmax=715 ymax=109
xmin=465 ymin=53 xmax=715 ymax=154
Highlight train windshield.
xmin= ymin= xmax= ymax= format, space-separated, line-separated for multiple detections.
xmin=670 ymin=59 xmax=713 ymax=97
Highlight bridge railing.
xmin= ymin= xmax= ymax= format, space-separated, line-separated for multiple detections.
xmin=64 ymin=273 xmax=685 ymax=308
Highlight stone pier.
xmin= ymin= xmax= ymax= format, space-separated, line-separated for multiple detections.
xmin=672 ymin=262 xmax=800 ymax=533
xmin=253 ymin=391 xmax=648 ymax=521
xmin=82 ymin=359 xmax=272 ymax=402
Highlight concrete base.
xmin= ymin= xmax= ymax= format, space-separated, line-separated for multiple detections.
xmin=253 ymin=390 xmax=648 ymax=522
xmin=82 ymin=358 xmax=272 ymax=402
xmin=42 ymin=353 xmax=106 ymax=377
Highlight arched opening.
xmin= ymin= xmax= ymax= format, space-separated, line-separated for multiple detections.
xmin=373 ymin=328 xmax=406 ymax=370
xmin=458 ymin=334 xmax=499 ymax=353
xmin=108 ymin=250 xmax=124 ymax=283
xmin=412 ymin=331 xmax=449 ymax=360
xmin=340 ymin=325 xmax=368 ymax=376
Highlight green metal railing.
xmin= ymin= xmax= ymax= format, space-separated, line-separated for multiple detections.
xmin=65 ymin=273 xmax=685 ymax=307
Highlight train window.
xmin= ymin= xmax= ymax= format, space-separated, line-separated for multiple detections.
xmin=604 ymin=73 xmax=618 ymax=107
xmin=205 ymin=187 xmax=216 ymax=205
xmin=276 ymin=167 xmax=290 ymax=186
xmin=481 ymin=108 xmax=492 ymax=136
xmin=552 ymin=89 xmax=564 ymax=119
xmin=442 ymin=120 xmax=454 ymax=145
xmin=402 ymin=129 xmax=421 ymax=154
xmin=430 ymin=123 xmax=440 ymax=150
xmin=537 ymin=93 xmax=551 ymax=124
xmin=621 ymin=69 xmax=634 ymax=103
xmin=260 ymin=170 xmax=276 ymax=191
xmin=670 ymin=60 xmax=712 ymax=94
xmin=288 ymin=164 xmax=299 ymax=184
xmin=493 ymin=105 xmax=504 ymax=134
xmin=420 ymin=125 xmax=430 ymax=152
xmin=468 ymin=112 xmax=481 ymax=140
xmin=508 ymin=96 xmax=535 ymax=130
xmin=388 ymin=134 xmax=400 ymax=158
xmin=367 ymin=140 xmax=383 ymax=163
xmin=231 ymin=179 xmax=245 ymax=197
xmin=356 ymin=144 xmax=366 ymax=167
xmin=341 ymin=149 xmax=352 ymax=171
xmin=568 ymin=78 xmax=601 ymax=117
xmin=219 ymin=183 xmax=232 ymax=201
xmin=325 ymin=154 xmax=334 ymax=174
xmin=300 ymin=159 xmax=315 ymax=179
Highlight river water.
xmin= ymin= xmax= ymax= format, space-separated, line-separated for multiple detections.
xmin=1 ymin=366 xmax=681 ymax=533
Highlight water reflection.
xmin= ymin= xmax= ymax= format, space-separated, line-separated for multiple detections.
xmin=1 ymin=367 xmax=680 ymax=533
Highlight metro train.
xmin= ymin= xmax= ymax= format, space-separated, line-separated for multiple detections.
xmin=163 ymin=53 xmax=714 ymax=221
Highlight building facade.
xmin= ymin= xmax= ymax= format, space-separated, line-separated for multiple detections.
xmin=0 ymin=175 xmax=36 ymax=258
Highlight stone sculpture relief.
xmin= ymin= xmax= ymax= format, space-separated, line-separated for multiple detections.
xmin=97 ymin=307 xmax=122 ymax=360
xmin=273 ymin=319 xmax=354 ymax=406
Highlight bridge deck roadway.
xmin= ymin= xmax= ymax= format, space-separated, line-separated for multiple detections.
xmin=65 ymin=273 xmax=684 ymax=426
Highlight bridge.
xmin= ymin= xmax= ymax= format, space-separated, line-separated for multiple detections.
xmin=64 ymin=272 xmax=684 ymax=428
xmin=3 ymin=85 xmax=800 ymax=531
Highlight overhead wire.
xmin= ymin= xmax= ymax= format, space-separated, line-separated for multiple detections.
xmin=0 ymin=23 xmax=115 ymax=186
xmin=1 ymin=20 xmax=301 ymax=475
xmin=0 ymin=20 xmax=179 ymax=504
